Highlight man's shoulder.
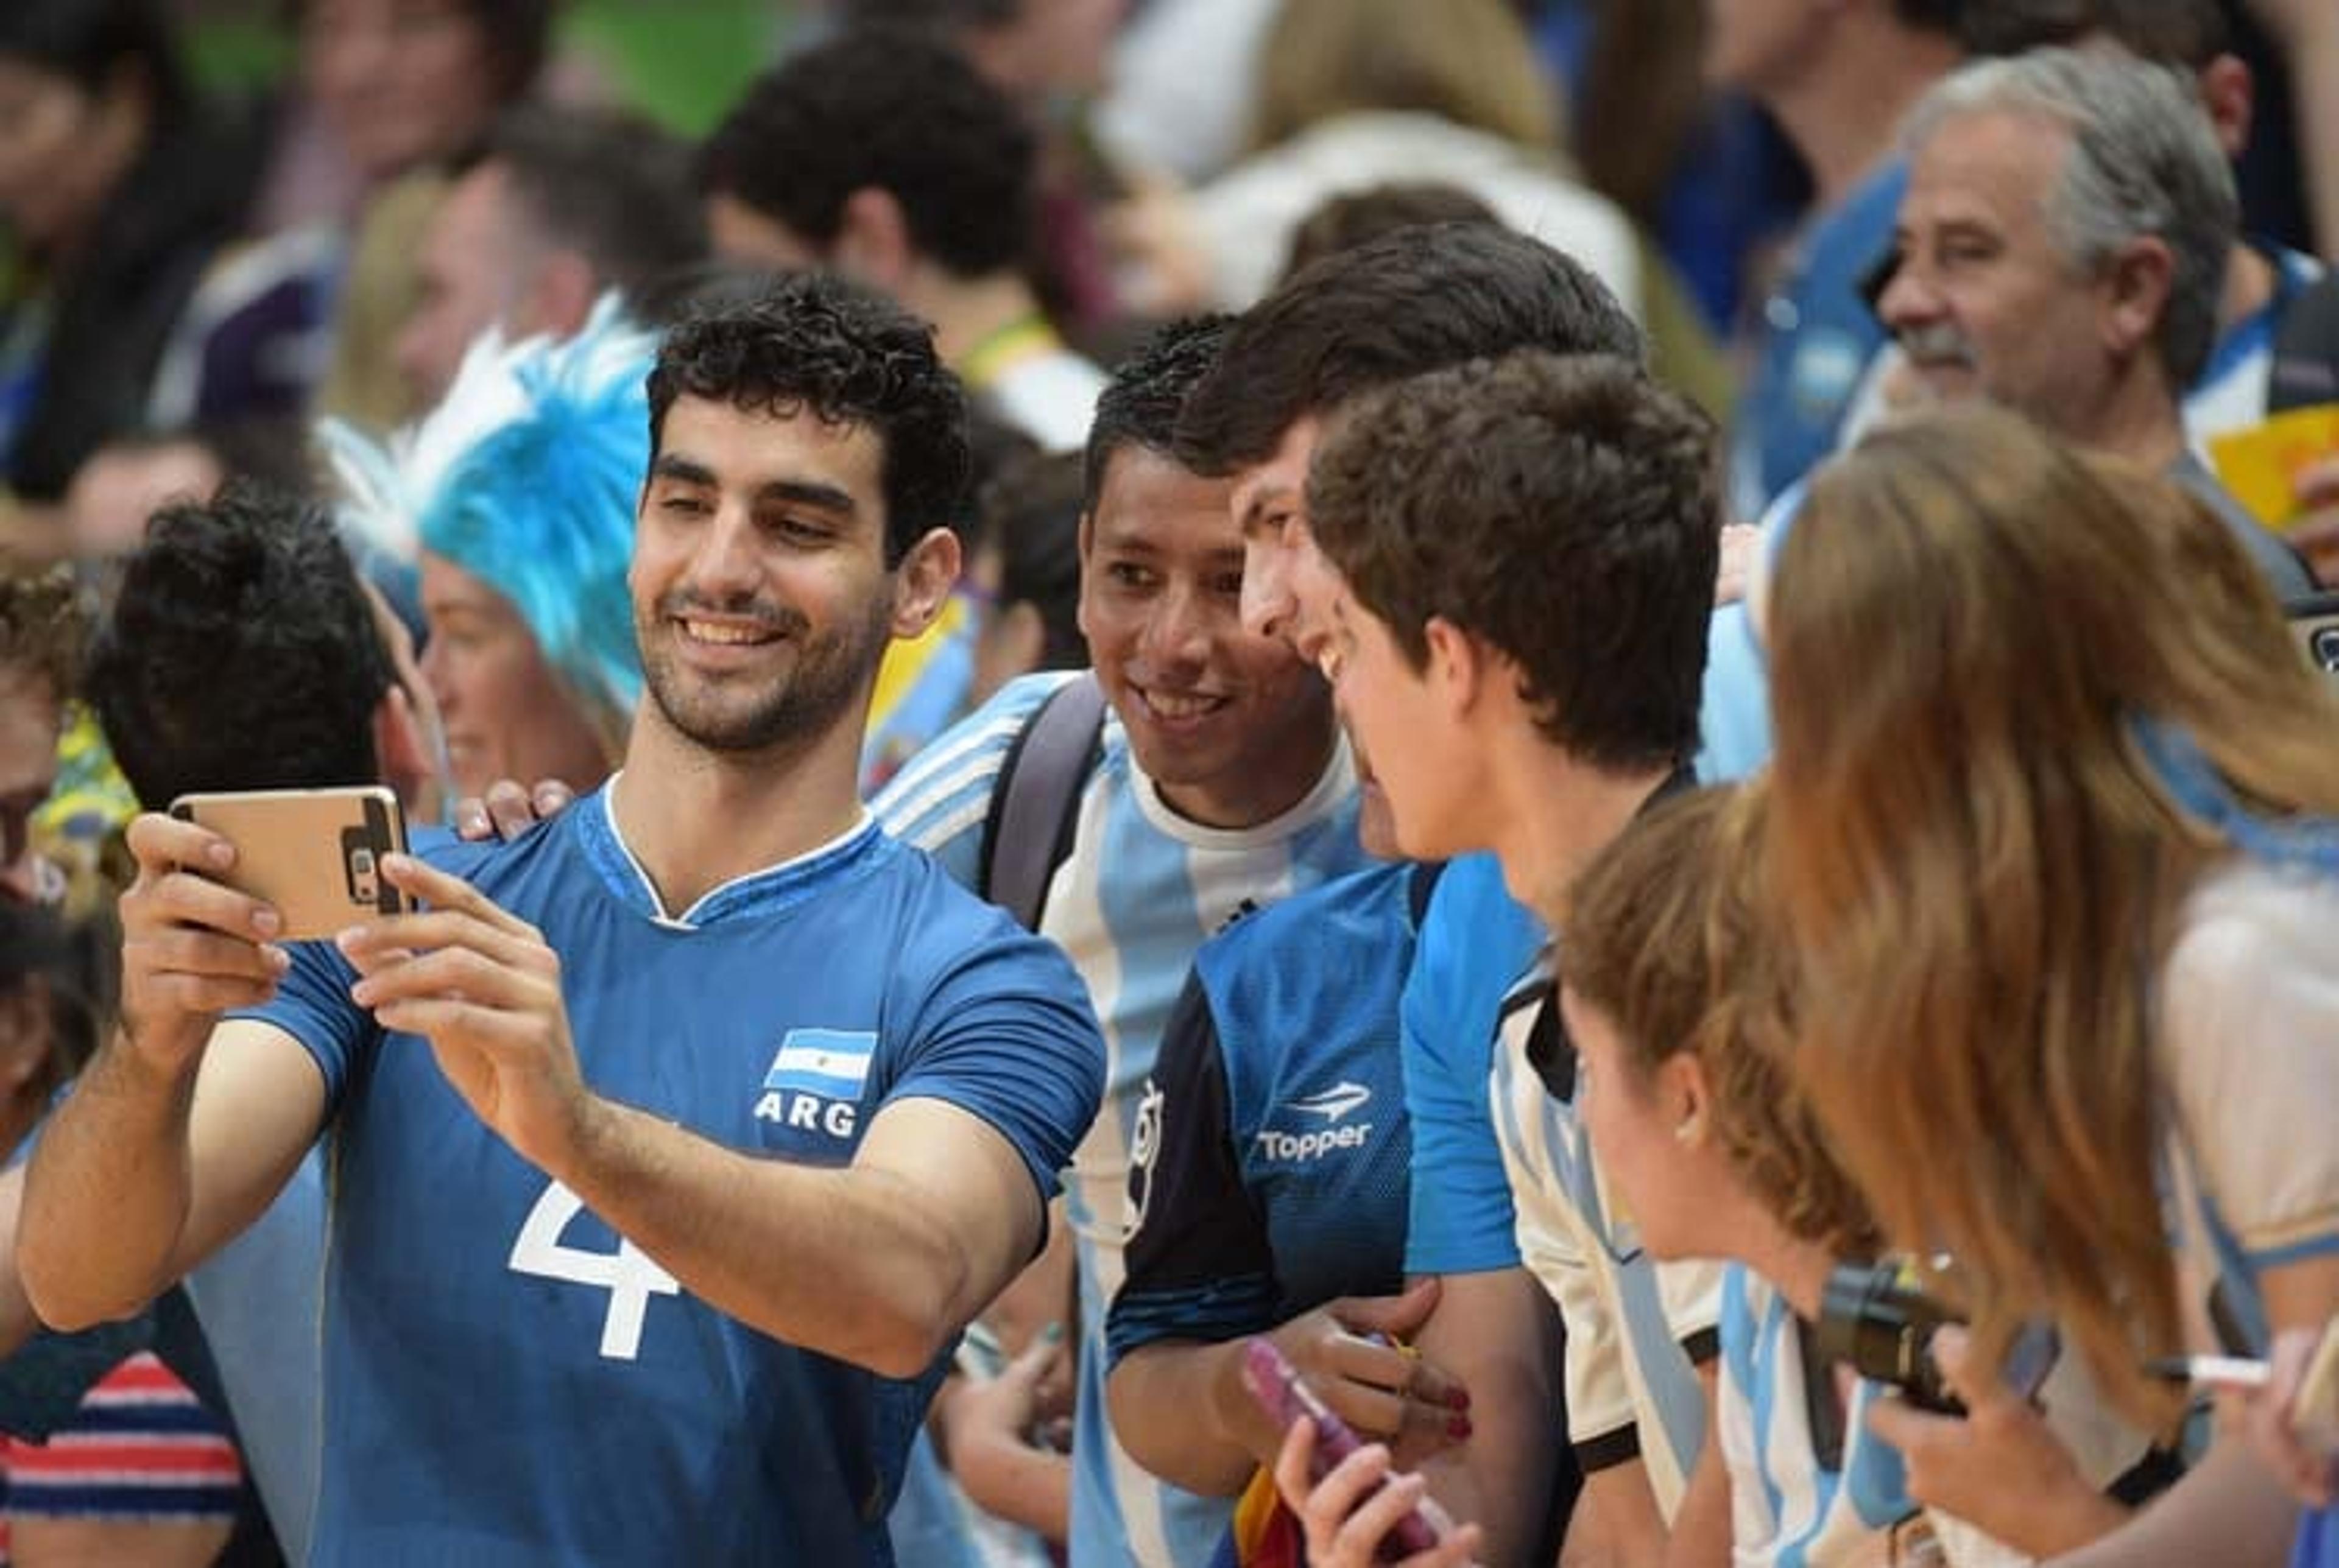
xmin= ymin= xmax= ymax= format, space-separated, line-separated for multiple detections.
xmin=872 ymin=671 xmax=1104 ymax=849
xmin=1197 ymin=860 xmax=1413 ymax=990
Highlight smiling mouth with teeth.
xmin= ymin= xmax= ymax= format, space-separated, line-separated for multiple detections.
xmin=682 ymin=619 xmax=777 ymax=645
xmin=1143 ymin=689 xmax=1227 ymax=720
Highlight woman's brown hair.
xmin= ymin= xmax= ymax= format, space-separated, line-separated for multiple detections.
xmin=1765 ymin=404 xmax=2339 ymax=1425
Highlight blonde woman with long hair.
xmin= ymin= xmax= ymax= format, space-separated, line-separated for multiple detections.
xmin=1765 ymin=404 xmax=2339 ymax=1567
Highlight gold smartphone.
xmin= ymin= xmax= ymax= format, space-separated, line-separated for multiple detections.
xmin=169 ymin=786 xmax=410 ymax=940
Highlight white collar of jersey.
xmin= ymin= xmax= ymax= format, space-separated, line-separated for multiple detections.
xmin=1126 ymin=726 xmax=1358 ymax=848
xmin=587 ymin=777 xmax=880 ymax=930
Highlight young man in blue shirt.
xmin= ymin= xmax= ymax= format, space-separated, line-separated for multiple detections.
xmin=19 ymin=276 xmax=1105 ymax=1567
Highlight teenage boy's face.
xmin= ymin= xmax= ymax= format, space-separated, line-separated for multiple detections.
xmin=1318 ymin=591 xmax=1464 ymax=863
xmin=1229 ymin=417 xmax=1349 ymax=668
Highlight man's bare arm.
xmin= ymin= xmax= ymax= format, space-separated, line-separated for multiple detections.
xmin=1409 ymin=1267 xmax=1568 ymax=1566
xmin=19 ymin=814 xmax=325 ymax=1331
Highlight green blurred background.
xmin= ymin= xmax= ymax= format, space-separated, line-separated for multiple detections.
xmin=173 ymin=1 xmax=804 ymax=136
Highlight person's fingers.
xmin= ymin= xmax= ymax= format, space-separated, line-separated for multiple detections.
xmin=347 ymin=941 xmax=554 ymax=1014
xmin=2290 ymin=454 xmax=2339 ymax=507
xmin=1336 ymin=1277 xmax=1442 ymax=1341
xmin=1863 ymin=1390 xmax=1949 ymax=1455
xmin=1332 ymin=1469 xmax=1436 ymax=1564
xmin=124 ymin=809 xmax=237 ymax=873
xmin=453 ymin=798 xmax=495 ymax=842
xmin=373 ymin=855 xmax=543 ymax=942
xmin=135 ymin=861 xmax=283 ymax=940
xmin=1272 ymin=1415 xmax=1322 ymax=1514
xmin=529 ymin=778 xmax=576 ymax=821
xmin=482 ymin=779 xmax=537 ymax=840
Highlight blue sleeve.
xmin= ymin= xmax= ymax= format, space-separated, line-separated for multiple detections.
xmin=231 ymin=937 xmax=371 ymax=1109
xmin=1694 ymin=602 xmax=1773 ymax=785
xmin=1107 ymin=974 xmax=1277 ymax=1366
xmin=1401 ymin=854 xmax=1542 ymax=1276
xmin=886 ymin=908 xmax=1105 ymax=1208
xmin=870 ymin=671 xmax=1070 ymax=891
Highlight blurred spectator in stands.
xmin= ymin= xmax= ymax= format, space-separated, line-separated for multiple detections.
xmin=836 ymin=0 xmax=1132 ymax=343
xmin=966 ymin=448 xmax=1087 ymax=706
xmin=393 ymin=102 xmax=704 ymax=412
xmin=0 ymin=0 xmax=310 ymax=507
xmin=1710 ymin=0 xmax=1964 ymax=524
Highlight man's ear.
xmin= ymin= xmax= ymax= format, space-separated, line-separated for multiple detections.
xmin=2100 ymin=236 xmax=2175 ymax=367
xmin=834 ymin=188 xmax=915 ymax=293
xmin=522 ymin=249 xmax=602 ymax=341
xmin=891 ymin=527 xmax=963 ymax=638
xmin=2197 ymin=54 xmax=2254 ymax=162
xmin=373 ymin=684 xmax=436 ymax=816
xmin=1422 ymin=616 xmax=1483 ymax=717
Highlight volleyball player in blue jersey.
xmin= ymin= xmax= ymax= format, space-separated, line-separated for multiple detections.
xmin=19 ymin=276 xmax=1105 ymax=1566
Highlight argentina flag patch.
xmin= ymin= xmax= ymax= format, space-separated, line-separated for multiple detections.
xmin=763 ymin=1030 xmax=878 ymax=1099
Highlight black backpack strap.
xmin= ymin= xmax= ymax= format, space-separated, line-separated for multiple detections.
xmin=979 ymin=672 xmax=1107 ymax=930
xmin=2268 ymin=269 xmax=2339 ymax=413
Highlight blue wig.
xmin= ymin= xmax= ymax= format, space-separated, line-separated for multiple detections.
xmin=326 ymin=297 xmax=654 ymax=748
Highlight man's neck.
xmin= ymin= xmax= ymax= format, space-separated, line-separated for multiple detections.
xmin=607 ymin=708 xmax=870 ymax=916
xmin=2059 ymin=371 xmax=2191 ymax=473
xmin=1765 ymin=26 xmax=1962 ymax=210
xmin=2220 ymin=239 xmax=2276 ymax=336
xmin=910 ymin=270 xmax=1056 ymax=380
xmin=1490 ymin=743 xmax=1678 ymax=925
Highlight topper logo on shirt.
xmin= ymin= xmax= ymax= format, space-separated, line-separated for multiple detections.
xmin=752 ymin=1028 xmax=876 ymax=1138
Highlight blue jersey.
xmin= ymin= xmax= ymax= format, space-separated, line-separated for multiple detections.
xmin=1400 ymin=851 xmax=1545 ymax=1277
xmin=1107 ymin=861 xmax=1419 ymax=1365
xmin=876 ymin=673 xmax=1369 ymax=1568
xmin=1727 ymin=162 xmax=1904 ymax=524
xmin=247 ymin=787 xmax=1103 ymax=1567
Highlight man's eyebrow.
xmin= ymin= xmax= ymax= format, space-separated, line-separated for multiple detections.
xmin=648 ymin=454 xmax=718 ymax=487
xmin=1238 ymin=484 xmax=1297 ymax=531
xmin=646 ymin=459 xmax=859 ymax=519
xmin=754 ymin=478 xmax=858 ymax=517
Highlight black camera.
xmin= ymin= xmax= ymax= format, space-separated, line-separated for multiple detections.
xmin=1813 ymin=1261 xmax=1965 ymax=1414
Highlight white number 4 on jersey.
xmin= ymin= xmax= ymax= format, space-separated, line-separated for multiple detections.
xmin=509 ymin=1180 xmax=682 ymax=1360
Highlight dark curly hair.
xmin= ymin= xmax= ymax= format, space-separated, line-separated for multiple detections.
xmin=1174 ymin=222 xmax=1645 ymax=479
xmin=0 ymin=566 xmax=87 ymax=705
xmin=649 ymin=273 xmax=972 ymax=568
xmin=1082 ymin=315 xmax=1234 ymax=513
xmin=1308 ymin=351 xmax=1716 ymax=772
xmin=86 ymin=485 xmax=392 ymax=810
xmin=696 ymin=27 xmax=1035 ymax=280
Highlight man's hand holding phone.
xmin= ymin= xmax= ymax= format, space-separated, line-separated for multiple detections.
xmin=337 ymin=854 xmax=593 ymax=1177
xmin=117 ymin=812 xmax=293 ymax=1075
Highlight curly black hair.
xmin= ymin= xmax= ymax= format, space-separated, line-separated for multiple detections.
xmin=1174 ymin=222 xmax=1645 ymax=479
xmin=0 ymin=565 xmax=88 ymax=705
xmin=649 ymin=272 xmax=973 ymax=567
xmin=1308 ymin=351 xmax=1718 ymax=772
xmin=86 ymin=485 xmax=393 ymax=810
xmin=1081 ymin=314 xmax=1235 ymax=513
xmin=696 ymin=27 xmax=1035 ymax=280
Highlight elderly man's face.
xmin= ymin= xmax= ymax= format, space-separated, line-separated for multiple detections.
xmin=1878 ymin=110 xmax=2125 ymax=431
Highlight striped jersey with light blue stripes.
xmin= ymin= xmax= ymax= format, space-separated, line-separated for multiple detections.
xmin=1716 ymin=1265 xmax=1917 ymax=1567
xmin=874 ymin=672 xmax=1371 ymax=1568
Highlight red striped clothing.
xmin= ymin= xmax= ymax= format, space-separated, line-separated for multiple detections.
xmin=1 ymin=1350 xmax=244 ymax=1563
